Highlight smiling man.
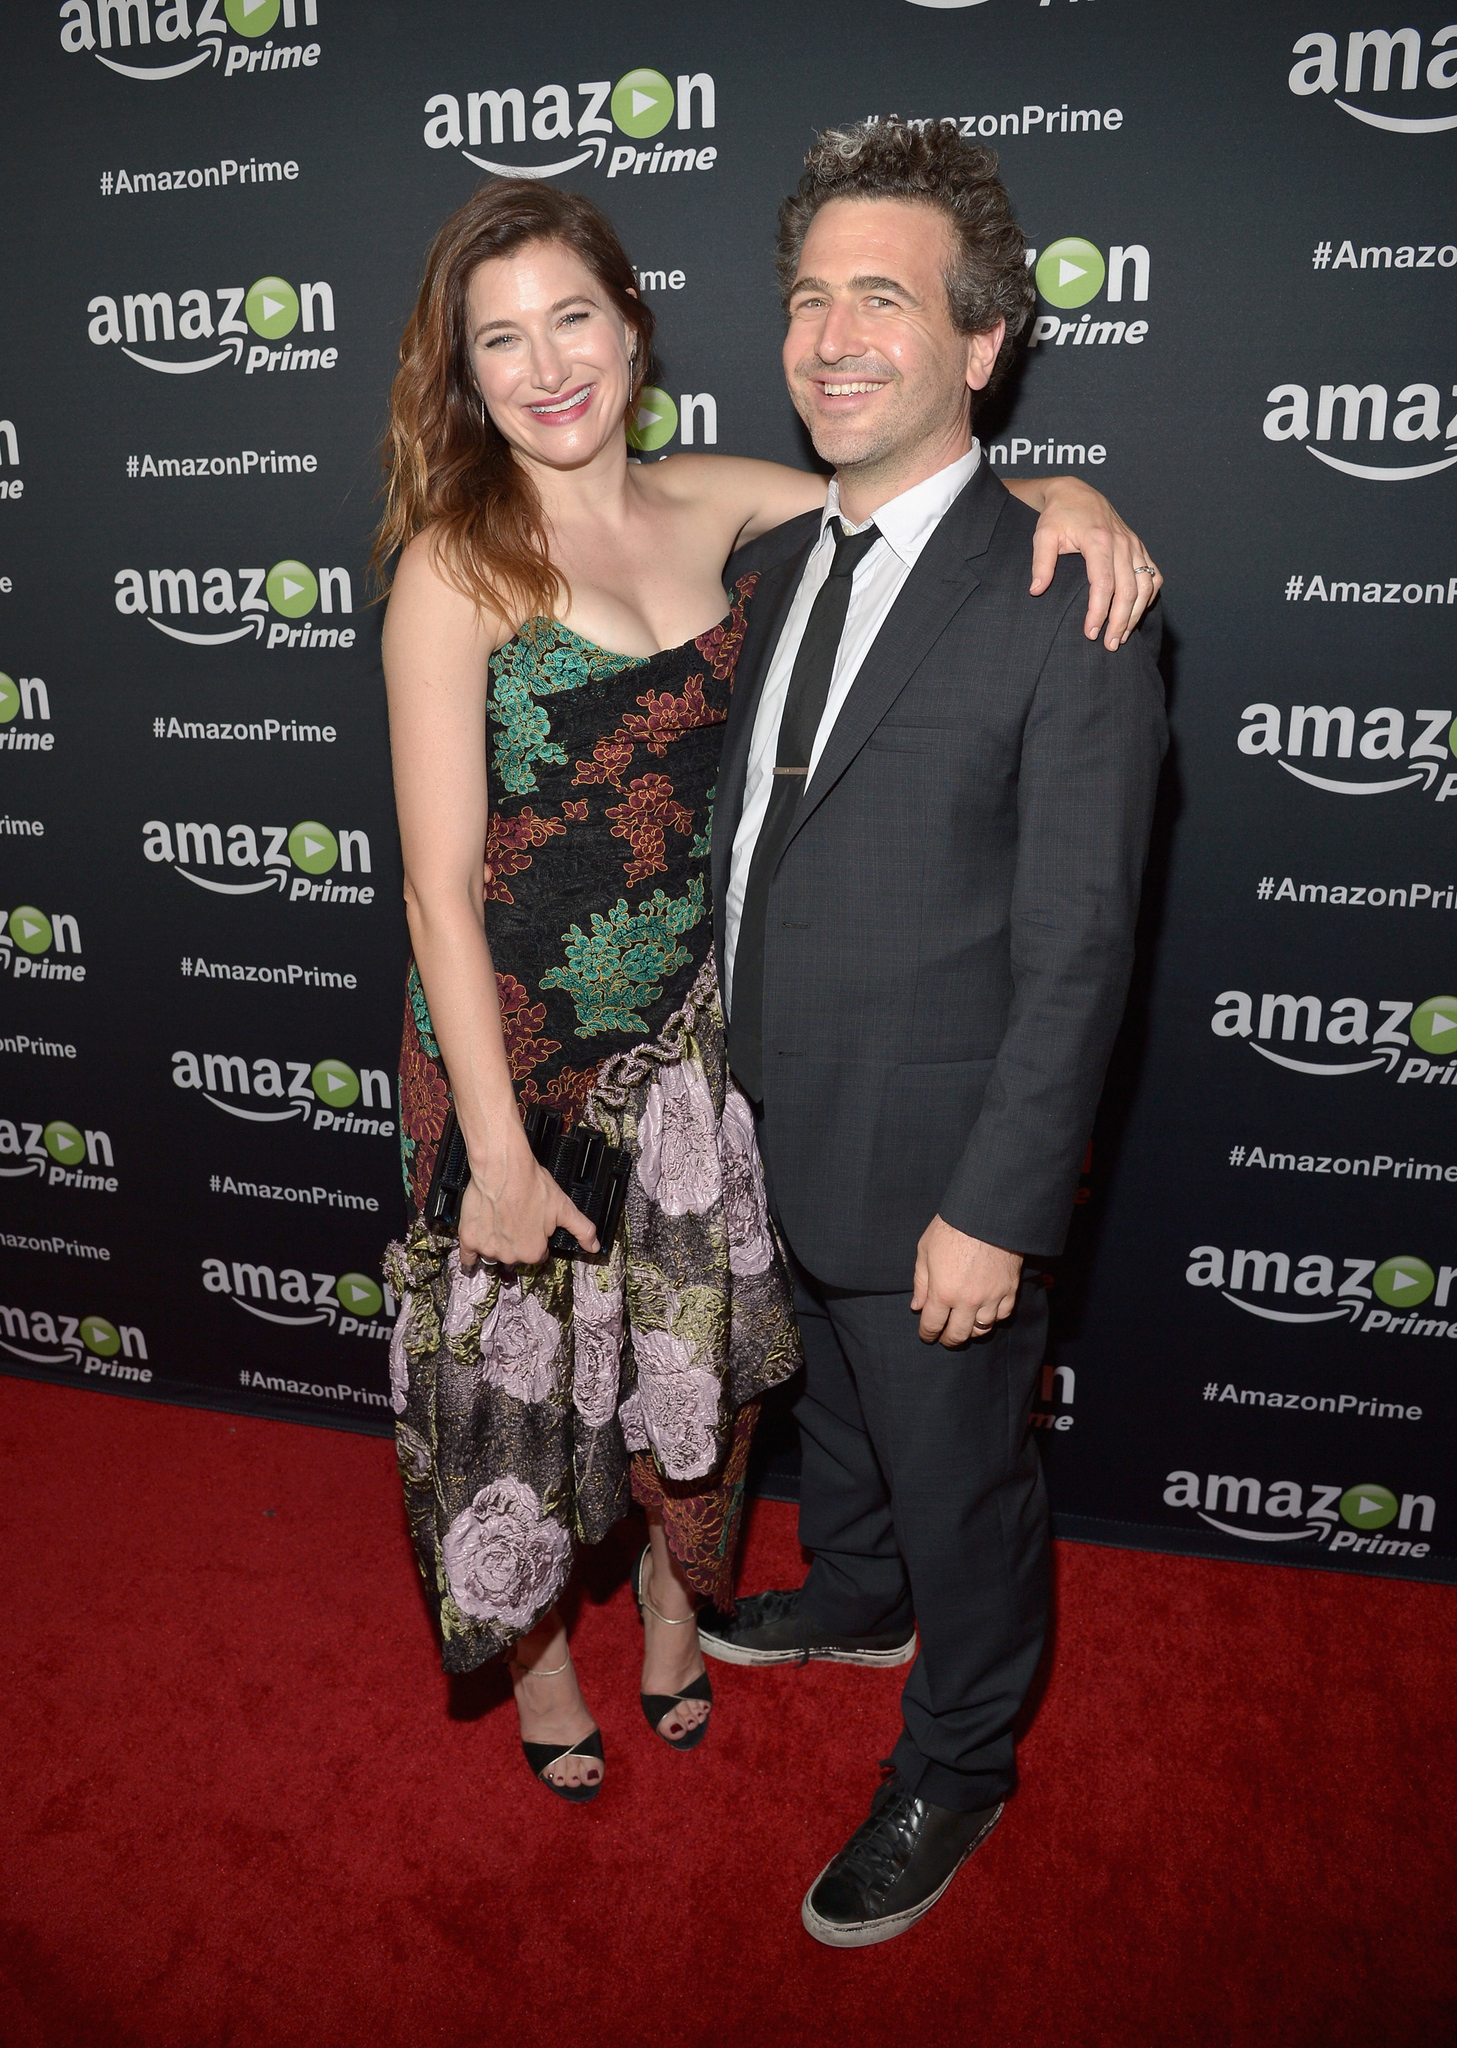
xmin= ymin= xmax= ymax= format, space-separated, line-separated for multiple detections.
xmin=701 ymin=122 xmax=1167 ymax=1946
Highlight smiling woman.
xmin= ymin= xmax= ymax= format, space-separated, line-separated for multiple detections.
xmin=373 ymin=184 xmax=657 ymax=629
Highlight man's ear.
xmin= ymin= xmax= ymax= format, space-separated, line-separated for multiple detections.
xmin=964 ymin=319 xmax=1006 ymax=394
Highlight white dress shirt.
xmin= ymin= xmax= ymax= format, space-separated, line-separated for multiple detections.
xmin=723 ymin=442 xmax=981 ymax=1010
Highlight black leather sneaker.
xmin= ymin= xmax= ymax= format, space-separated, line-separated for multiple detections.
xmin=801 ymin=1775 xmax=1003 ymax=1948
xmin=697 ymin=1588 xmax=917 ymax=1668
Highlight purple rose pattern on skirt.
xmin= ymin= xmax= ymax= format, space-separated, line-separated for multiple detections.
xmin=442 ymin=1476 xmax=573 ymax=1631
xmin=634 ymin=1055 xmax=719 ymax=1217
xmin=717 ymin=1086 xmax=774 ymax=1278
xmin=572 ymin=1253 xmax=625 ymax=1430
xmin=388 ymin=1293 xmax=413 ymax=1415
xmin=478 ymin=1279 xmax=561 ymax=1407
xmin=633 ymin=1319 xmax=725 ymax=1480
xmin=387 ymin=951 xmax=802 ymax=1672
xmin=442 ymin=1250 xmax=497 ymax=1339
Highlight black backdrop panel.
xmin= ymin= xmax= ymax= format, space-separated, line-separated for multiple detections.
xmin=2 ymin=1 xmax=1453 ymax=1582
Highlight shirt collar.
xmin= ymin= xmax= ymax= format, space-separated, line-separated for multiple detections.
xmin=821 ymin=441 xmax=981 ymax=568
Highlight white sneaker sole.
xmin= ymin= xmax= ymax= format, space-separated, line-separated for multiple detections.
xmin=698 ymin=1632 xmax=918 ymax=1669
xmin=800 ymin=1803 xmax=1004 ymax=1949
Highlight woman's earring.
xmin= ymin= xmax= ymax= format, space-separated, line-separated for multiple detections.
xmin=479 ymin=394 xmax=486 ymax=427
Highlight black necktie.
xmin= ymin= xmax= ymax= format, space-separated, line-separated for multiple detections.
xmin=728 ymin=519 xmax=881 ymax=1101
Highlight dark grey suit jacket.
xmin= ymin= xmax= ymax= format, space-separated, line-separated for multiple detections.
xmin=713 ymin=460 xmax=1167 ymax=1291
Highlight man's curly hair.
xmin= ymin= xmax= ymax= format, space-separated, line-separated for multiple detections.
xmin=776 ymin=120 xmax=1035 ymax=390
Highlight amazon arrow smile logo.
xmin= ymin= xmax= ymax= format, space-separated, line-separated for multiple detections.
xmin=1185 ymin=1244 xmax=1456 ymax=1332
xmin=61 ymin=0 xmax=323 ymax=84
xmin=422 ymin=68 xmax=716 ymax=180
xmin=113 ymin=559 xmax=351 ymax=645
xmin=1264 ymin=379 xmax=1457 ymax=480
xmin=142 ymin=818 xmax=374 ymax=904
xmin=1211 ymin=988 xmax=1457 ymax=1082
xmin=1289 ymin=27 xmax=1457 ymax=134
xmin=89 ymin=278 xmax=335 ymax=376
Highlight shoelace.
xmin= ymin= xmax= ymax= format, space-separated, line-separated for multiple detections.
xmin=743 ymin=1587 xmax=802 ymax=1626
xmin=836 ymin=1784 xmax=917 ymax=1900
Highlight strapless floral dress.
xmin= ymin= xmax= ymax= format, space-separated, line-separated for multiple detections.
xmin=384 ymin=577 xmax=802 ymax=1674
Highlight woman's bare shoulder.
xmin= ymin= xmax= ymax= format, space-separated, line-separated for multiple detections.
xmin=385 ymin=526 xmax=510 ymax=651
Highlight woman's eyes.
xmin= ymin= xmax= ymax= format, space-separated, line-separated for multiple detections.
xmin=481 ymin=311 xmax=590 ymax=350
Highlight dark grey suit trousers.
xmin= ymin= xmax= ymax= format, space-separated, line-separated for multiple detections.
xmin=789 ymin=1257 xmax=1050 ymax=1811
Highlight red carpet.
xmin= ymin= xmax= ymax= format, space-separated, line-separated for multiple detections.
xmin=1 ymin=1379 xmax=1452 ymax=2048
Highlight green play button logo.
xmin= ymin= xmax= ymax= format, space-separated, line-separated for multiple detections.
xmin=1411 ymin=997 xmax=1457 ymax=1057
xmin=225 ymin=0 xmax=280 ymax=32
xmin=1035 ymin=237 xmax=1107 ymax=310
xmin=336 ymin=1271 xmax=383 ymax=1317
xmin=288 ymin=821 xmax=338 ymax=874
xmin=9 ymin=906 xmax=52 ymax=955
xmin=43 ymin=1120 xmax=85 ymax=1166
xmin=612 ymin=68 xmax=674 ymax=138
xmin=0 ymin=674 xmax=18 ymax=724
xmin=1339 ymin=1483 xmax=1398 ymax=1531
xmin=81 ymin=1314 xmax=121 ymax=1357
xmin=627 ymin=385 xmax=678 ymax=452
xmin=246 ymin=275 xmax=299 ymax=340
xmin=266 ymin=560 xmax=318 ymax=618
xmin=311 ymin=1058 xmax=360 ymax=1108
xmin=1373 ymin=1256 xmax=1435 ymax=1308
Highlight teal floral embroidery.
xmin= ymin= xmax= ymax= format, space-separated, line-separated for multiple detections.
xmin=490 ymin=621 xmax=645 ymax=795
xmin=407 ymin=961 xmax=441 ymax=1062
xmin=542 ymin=878 xmax=707 ymax=1036
xmin=689 ymin=782 xmax=715 ymax=862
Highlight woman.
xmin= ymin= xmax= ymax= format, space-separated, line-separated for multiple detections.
xmin=378 ymin=181 xmax=1160 ymax=1800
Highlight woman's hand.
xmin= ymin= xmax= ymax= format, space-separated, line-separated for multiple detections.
xmin=1006 ymin=475 xmax=1163 ymax=650
xmin=457 ymin=1132 xmax=598 ymax=1270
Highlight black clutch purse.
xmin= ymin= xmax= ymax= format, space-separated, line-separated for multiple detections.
xmin=422 ymin=1103 xmax=630 ymax=1260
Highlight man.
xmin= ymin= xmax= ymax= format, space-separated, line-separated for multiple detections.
xmin=700 ymin=121 xmax=1167 ymax=1946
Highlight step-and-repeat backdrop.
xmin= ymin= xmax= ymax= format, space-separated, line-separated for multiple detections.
xmin=2 ymin=0 xmax=1452 ymax=1583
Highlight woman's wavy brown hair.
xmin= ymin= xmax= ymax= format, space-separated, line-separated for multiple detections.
xmin=371 ymin=180 xmax=654 ymax=627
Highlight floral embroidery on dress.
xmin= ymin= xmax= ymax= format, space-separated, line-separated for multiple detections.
xmin=489 ymin=624 xmax=646 ymax=795
xmin=388 ymin=581 xmax=800 ymax=1673
xmin=689 ymin=783 xmax=715 ymax=862
xmin=604 ymin=773 xmax=694 ymax=885
xmin=541 ymin=878 xmax=706 ymax=1036
xmin=693 ymin=575 xmax=757 ymax=681
xmin=483 ymin=807 xmax=567 ymax=906
xmin=497 ymin=972 xmax=562 ymax=1080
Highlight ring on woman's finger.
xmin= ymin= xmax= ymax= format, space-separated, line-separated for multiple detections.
xmin=1133 ymin=564 xmax=1156 ymax=575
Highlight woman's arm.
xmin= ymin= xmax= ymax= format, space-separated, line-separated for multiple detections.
xmin=654 ymin=454 xmax=1161 ymax=649
xmin=651 ymin=454 xmax=828 ymax=552
xmin=1002 ymin=475 xmax=1163 ymax=650
xmin=383 ymin=536 xmax=595 ymax=1266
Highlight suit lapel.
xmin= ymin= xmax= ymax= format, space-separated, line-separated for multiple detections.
xmin=780 ymin=464 xmax=1007 ymax=855
xmin=710 ymin=534 xmax=817 ymax=919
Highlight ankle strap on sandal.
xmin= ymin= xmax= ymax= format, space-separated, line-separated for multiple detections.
xmin=640 ymin=1554 xmax=699 ymax=1627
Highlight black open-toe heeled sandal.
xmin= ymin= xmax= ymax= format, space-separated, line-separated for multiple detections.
xmin=633 ymin=1544 xmax=713 ymax=1752
xmin=512 ymin=1656 xmax=605 ymax=1803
